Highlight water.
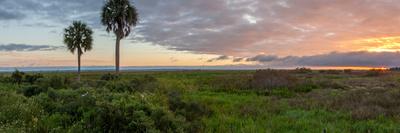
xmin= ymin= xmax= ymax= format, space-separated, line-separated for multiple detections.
xmin=0 ymin=66 xmax=262 ymax=72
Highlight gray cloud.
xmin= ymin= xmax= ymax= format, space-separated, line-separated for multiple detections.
xmin=132 ymin=0 xmax=400 ymax=57
xmin=247 ymin=51 xmax=400 ymax=67
xmin=207 ymin=55 xmax=230 ymax=62
xmin=0 ymin=8 xmax=24 ymax=20
xmin=23 ymin=22 xmax=57 ymax=28
xmin=233 ymin=57 xmax=244 ymax=62
xmin=0 ymin=0 xmax=103 ymax=27
xmin=246 ymin=55 xmax=278 ymax=62
xmin=0 ymin=43 xmax=62 ymax=52
xmin=2 ymin=0 xmax=400 ymax=58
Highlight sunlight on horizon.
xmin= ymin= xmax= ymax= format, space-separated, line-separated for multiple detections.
xmin=352 ymin=36 xmax=400 ymax=52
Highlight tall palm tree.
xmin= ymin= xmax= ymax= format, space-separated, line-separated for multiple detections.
xmin=64 ymin=21 xmax=93 ymax=81
xmin=101 ymin=0 xmax=138 ymax=74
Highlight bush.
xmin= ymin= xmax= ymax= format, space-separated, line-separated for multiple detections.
xmin=250 ymin=69 xmax=298 ymax=91
xmin=35 ymin=76 xmax=71 ymax=89
xmin=0 ymin=91 xmax=43 ymax=129
xmin=319 ymin=70 xmax=342 ymax=74
xmin=294 ymin=67 xmax=312 ymax=74
xmin=130 ymin=75 xmax=158 ymax=92
xmin=0 ymin=76 xmax=12 ymax=83
xmin=105 ymin=75 xmax=158 ymax=93
xmin=334 ymin=89 xmax=400 ymax=120
xmin=100 ymin=73 xmax=119 ymax=81
xmin=269 ymin=88 xmax=295 ymax=98
xmin=18 ymin=85 xmax=48 ymax=97
xmin=30 ymin=88 xmax=185 ymax=132
xmin=294 ymin=80 xmax=319 ymax=93
xmin=168 ymin=91 xmax=211 ymax=132
xmin=105 ymin=81 xmax=134 ymax=92
xmin=315 ymin=79 xmax=346 ymax=89
xmin=24 ymin=73 xmax=44 ymax=84
xmin=197 ymin=75 xmax=251 ymax=92
xmin=11 ymin=70 xmax=24 ymax=84
xmin=365 ymin=69 xmax=386 ymax=77
xmin=344 ymin=69 xmax=353 ymax=74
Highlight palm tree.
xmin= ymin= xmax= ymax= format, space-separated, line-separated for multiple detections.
xmin=101 ymin=0 xmax=138 ymax=74
xmin=63 ymin=21 xmax=93 ymax=81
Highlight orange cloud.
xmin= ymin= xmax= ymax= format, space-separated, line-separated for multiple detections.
xmin=350 ymin=36 xmax=400 ymax=52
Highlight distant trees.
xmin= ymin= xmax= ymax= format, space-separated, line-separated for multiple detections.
xmin=63 ymin=21 xmax=93 ymax=81
xmin=101 ymin=0 xmax=139 ymax=74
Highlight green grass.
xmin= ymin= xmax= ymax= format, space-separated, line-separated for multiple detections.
xmin=184 ymin=91 xmax=400 ymax=132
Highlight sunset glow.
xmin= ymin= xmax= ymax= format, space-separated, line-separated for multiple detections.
xmin=352 ymin=36 xmax=400 ymax=52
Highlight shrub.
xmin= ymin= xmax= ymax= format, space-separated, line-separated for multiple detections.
xmin=168 ymin=91 xmax=185 ymax=111
xmin=198 ymin=75 xmax=251 ymax=92
xmin=105 ymin=75 xmax=158 ymax=93
xmin=29 ymin=88 xmax=185 ymax=132
xmin=86 ymin=80 xmax=108 ymax=88
xmin=130 ymin=75 xmax=158 ymax=92
xmin=79 ymin=104 xmax=156 ymax=132
xmin=100 ymin=73 xmax=119 ymax=81
xmin=0 ymin=76 xmax=3 ymax=82
xmin=269 ymin=88 xmax=295 ymax=98
xmin=365 ymin=69 xmax=386 ymax=77
xmin=24 ymin=73 xmax=44 ymax=84
xmin=11 ymin=70 xmax=24 ymax=84
xmin=168 ymin=91 xmax=211 ymax=132
xmin=389 ymin=67 xmax=400 ymax=71
xmin=150 ymin=108 xmax=183 ymax=132
xmin=35 ymin=76 xmax=70 ymax=89
xmin=319 ymin=70 xmax=342 ymax=74
xmin=0 ymin=76 xmax=11 ymax=83
xmin=294 ymin=80 xmax=319 ymax=93
xmin=294 ymin=67 xmax=312 ymax=74
xmin=18 ymin=85 xmax=48 ymax=97
xmin=142 ymin=75 xmax=157 ymax=83
xmin=250 ymin=69 xmax=298 ymax=91
xmin=343 ymin=69 xmax=353 ymax=74
xmin=105 ymin=81 xmax=134 ymax=92
xmin=316 ymin=79 xmax=346 ymax=89
xmin=0 ymin=90 xmax=43 ymax=129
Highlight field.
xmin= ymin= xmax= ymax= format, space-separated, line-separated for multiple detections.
xmin=1 ymin=69 xmax=400 ymax=132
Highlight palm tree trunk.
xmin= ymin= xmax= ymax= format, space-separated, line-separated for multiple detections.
xmin=78 ymin=52 xmax=81 ymax=81
xmin=115 ymin=37 xmax=121 ymax=74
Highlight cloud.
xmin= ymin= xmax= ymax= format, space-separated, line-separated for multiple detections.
xmin=0 ymin=8 xmax=25 ymax=20
xmin=0 ymin=0 xmax=103 ymax=27
xmin=131 ymin=0 xmax=400 ymax=57
xmin=0 ymin=43 xmax=62 ymax=52
xmin=247 ymin=51 xmax=400 ymax=67
xmin=233 ymin=57 xmax=244 ymax=62
xmin=207 ymin=55 xmax=230 ymax=62
xmin=170 ymin=57 xmax=178 ymax=63
xmin=23 ymin=22 xmax=56 ymax=28
xmin=2 ymin=0 xmax=400 ymax=58
xmin=246 ymin=55 xmax=278 ymax=62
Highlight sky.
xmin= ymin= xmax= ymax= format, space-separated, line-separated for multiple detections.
xmin=1 ymin=0 xmax=400 ymax=68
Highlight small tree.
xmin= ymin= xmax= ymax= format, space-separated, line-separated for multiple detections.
xmin=64 ymin=21 xmax=93 ymax=81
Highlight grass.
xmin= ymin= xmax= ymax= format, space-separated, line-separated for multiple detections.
xmin=1 ymin=70 xmax=400 ymax=132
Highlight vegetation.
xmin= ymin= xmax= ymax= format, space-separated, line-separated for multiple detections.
xmin=1 ymin=69 xmax=400 ymax=132
xmin=101 ymin=0 xmax=139 ymax=73
xmin=63 ymin=21 xmax=93 ymax=81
